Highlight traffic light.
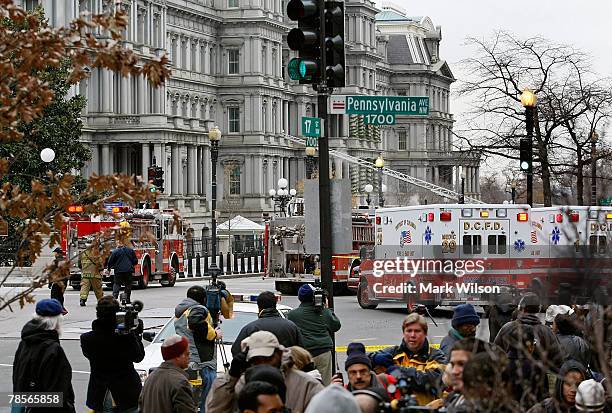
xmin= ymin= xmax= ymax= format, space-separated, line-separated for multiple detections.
xmin=153 ymin=166 xmax=164 ymax=193
xmin=519 ymin=138 xmax=532 ymax=172
xmin=324 ymin=1 xmax=345 ymax=88
xmin=286 ymin=0 xmax=321 ymax=84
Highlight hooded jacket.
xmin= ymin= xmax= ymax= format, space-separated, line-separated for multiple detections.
xmin=80 ymin=317 xmax=145 ymax=411
xmin=557 ymin=333 xmax=591 ymax=368
xmin=527 ymin=360 xmax=588 ymax=413
xmin=368 ymin=338 xmax=446 ymax=406
xmin=205 ymin=352 xmax=324 ymax=413
xmin=494 ymin=313 xmax=563 ymax=372
xmin=230 ymin=308 xmax=304 ymax=356
xmin=12 ymin=319 xmax=76 ymax=413
xmin=286 ymin=302 xmax=341 ymax=357
xmin=174 ymin=298 xmax=217 ymax=370
xmin=440 ymin=329 xmax=465 ymax=358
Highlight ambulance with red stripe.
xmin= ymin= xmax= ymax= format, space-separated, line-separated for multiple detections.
xmin=528 ymin=206 xmax=612 ymax=303
xmin=356 ymin=204 xmax=532 ymax=310
xmin=62 ymin=206 xmax=185 ymax=290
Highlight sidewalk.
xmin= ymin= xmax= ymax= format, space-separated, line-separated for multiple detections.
xmin=1 ymin=272 xmax=265 ymax=288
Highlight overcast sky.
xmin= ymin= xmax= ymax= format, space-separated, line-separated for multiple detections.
xmin=386 ymin=0 xmax=612 ymax=175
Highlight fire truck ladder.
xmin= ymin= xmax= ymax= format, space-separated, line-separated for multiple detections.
xmin=284 ymin=134 xmax=484 ymax=204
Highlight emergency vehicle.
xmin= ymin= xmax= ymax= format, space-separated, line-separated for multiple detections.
xmin=62 ymin=205 xmax=185 ymax=290
xmin=528 ymin=206 xmax=612 ymax=303
xmin=265 ymin=211 xmax=375 ymax=295
xmin=356 ymin=204 xmax=532 ymax=310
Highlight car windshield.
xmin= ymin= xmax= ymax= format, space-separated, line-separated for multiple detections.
xmin=153 ymin=311 xmax=259 ymax=344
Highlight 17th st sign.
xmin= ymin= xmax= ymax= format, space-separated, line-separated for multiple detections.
xmin=329 ymin=95 xmax=430 ymax=117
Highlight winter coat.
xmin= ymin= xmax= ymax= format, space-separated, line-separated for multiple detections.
xmin=174 ymin=298 xmax=217 ymax=370
xmin=106 ymin=245 xmax=137 ymax=274
xmin=440 ymin=329 xmax=465 ymax=358
xmin=494 ymin=313 xmax=563 ymax=372
xmin=487 ymin=303 xmax=515 ymax=341
xmin=80 ymin=318 xmax=145 ymax=411
xmin=286 ymin=303 xmax=341 ymax=356
xmin=527 ymin=360 xmax=588 ymax=413
xmin=139 ymin=360 xmax=198 ymax=413
xmin=79 ymin=249 xmax=102 ymax=279
xmin=557 ymin=333 xmax=591 ymax=368
xmin=507 ymin=348 xmax=549 ymax=409
xmin=368 ymin=339 xmax=447 ymax=406
xmin=231 ymin=308 xmax=304 ymax=356
xmin=205 ymin=356 xmax=324 ymax=413
xmin=12 ymin=319 xmax=76 ymax=413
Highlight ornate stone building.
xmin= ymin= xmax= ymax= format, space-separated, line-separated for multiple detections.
xmin=24 ymin=0 xmax=480 ymax=229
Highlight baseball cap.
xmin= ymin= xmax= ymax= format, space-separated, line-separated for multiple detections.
xmin=241 ymin=331 xmax=285 ymax=361
xmin=545 ymin=305 xmax=574 ymax=324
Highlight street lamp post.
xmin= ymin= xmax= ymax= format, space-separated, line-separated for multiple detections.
xmin=269 ymin=178 xmax=297 ymax=216
xmin=520 ymin=88 xmax=537 ymax=207
xmin=305 ymin=146 xmax=317 ymax=179
xmin=591 ymin=131 xmax=599 ymax=206
xmin=375 ymin=155 xmax=385 ymax=207
xmin=208 ymin=126 xmax=222 ymax=282
xmin=40 ymin=148 xmax=56 ymax=164
xmin=460 ymin=170 xmax=466 ymax=204
xmin=511 ymin=180 xmax=517 ymax=204
xmin=364 ymin=184 xmax=373 ymax=207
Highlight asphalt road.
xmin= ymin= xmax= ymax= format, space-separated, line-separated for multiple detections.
xmin=0 ymin=277 xmax=491 ymax=412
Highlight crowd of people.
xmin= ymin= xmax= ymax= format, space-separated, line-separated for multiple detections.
xmin=10 ymin=280 xmax=612 ymax=412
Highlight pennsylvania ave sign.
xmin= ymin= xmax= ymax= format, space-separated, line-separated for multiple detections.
xmin=329 ymin=95 xmax=429 ymax=116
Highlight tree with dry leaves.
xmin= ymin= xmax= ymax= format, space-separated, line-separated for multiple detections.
xmin=0 ymin=0 xmax=170 ymax=312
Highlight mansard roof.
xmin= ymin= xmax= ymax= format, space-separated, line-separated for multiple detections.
xmin=387 ymin=34 xmax=431 ymax=65
xmin=376 ymin=10 xmax=421 ymax=22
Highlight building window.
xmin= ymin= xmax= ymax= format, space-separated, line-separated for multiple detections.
xmin=228 ymin=107 xmax=240 ymax=133
xmin=228 ymin=0 xmax=239 ymax=7
xmin=25 ymin=0 xmax=39 ymax=11
xmin=229 ymin=165 xmax=241 ymax=195
xmin=398 ymin=131 xmax=407 ymax=150
xmin=228 ymin=49 xmax=239 ymax=74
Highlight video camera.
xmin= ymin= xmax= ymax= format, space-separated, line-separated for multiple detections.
xmin=379 ymin=371 xmax=446 ymax=413
xmin=116 ymin=293 xmax=144 ymax=335
xmin=311 ymin=279 xmax=326 ymax=311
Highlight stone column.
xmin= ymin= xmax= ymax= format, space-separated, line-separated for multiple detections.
xmin=141 ymin=143 xmax=150 ymax=176
xmin=275 ymin=101 xmax=282 ymax=134
xmin=90 ymin=144 xmax=99 ymax=176
xmin=245 ymin=155 xmax=253 ymax=194
xmin=185 ymin=38 xmax=192 ymax=71
xmin=283 ymin=101 xmax=289 ymax=134
xmin=266 ymin=100 xmax=273 ymax=135
xmin=119 ymin=144 xmax=128 ymax=173
xmin=333 ymin=157 xmax=343 ymax=179
xmin=109 ymin=144 xmax=115 ymax=173
xmin=266 ymin=158 xmax=273 ymax=194
xmin=171 ymin=143 xmax=180 ymax=195
xmin=472 ymin=167 xmax=477 ymax=194
xmin=203 ymin=145 xmax=210 ymax=204
xmin=120 ymin=75 xmax=129 ymax=113
xmin=197 ymin=146 xmax=203 ymax=195
xmin=283 ymin=158 xmax=289 ymax=182
xmin=187 ymin=145 xmax=196 ymax=195
xmin=195 ymin=41 xmax=201 ymax=73
xmin=137 ymin=74 xmax=145 ymax=114
xmin=101 ymin=69 xmax=111 ymax=113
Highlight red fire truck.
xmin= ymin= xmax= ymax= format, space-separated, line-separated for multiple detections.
xmin=265 ymin=211 xmax=375 ymax=295
xmin=62 ymin=205 xmax=185 ymax=290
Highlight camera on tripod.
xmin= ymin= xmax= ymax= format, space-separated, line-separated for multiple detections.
xmin=311 ymin=280 xmax=326 ymax=310
xmin=116 ymin=293 xmax=143 ymax=334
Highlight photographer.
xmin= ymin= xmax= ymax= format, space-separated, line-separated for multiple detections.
xmin=206 ymin=331 xmax=324 ymax=413
xmin=368 ymin=313 xmax=446 ymax=406
xmin=81 ymin=295 xmax=145 ymax=413
xmin=287 ymin=284 xmax=341 ymax=385
xmin=175 ymin=286 xmax=222 ymax=413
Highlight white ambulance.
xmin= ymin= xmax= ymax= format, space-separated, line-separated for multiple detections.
xmin=357 ymin=203 xmax=533 ymax=310
xmin=529 ymin=206 xmax=612 ymax=303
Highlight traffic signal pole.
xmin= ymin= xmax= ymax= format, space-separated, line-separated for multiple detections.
xmin=316 ymin=0 xmax=336 ymax=375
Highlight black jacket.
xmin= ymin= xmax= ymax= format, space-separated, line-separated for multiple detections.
xmin=12 ymin=319 xmax=76 ymax=413
xmin=107 ymin=246 xmax=138 ymax=274
xmin=557 ymin=333 xmax=591 ymax=368
xmin=527 ymin=360 xmax=588 ymax=413
xmin=231 ymin=308 xmax=304 ymax=356
xmin=494 ymin=313 xmax=563 ymax=372
xmin=80 ymin=318 xmax=145 ymax=411
xmin=487 ymin=303 xmax=515 ymax=341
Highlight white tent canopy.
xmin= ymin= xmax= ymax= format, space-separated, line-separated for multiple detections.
xmin=217 ymin=215 xmax=264 ymax=232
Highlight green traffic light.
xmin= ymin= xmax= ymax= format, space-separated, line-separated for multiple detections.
xmin=150 ymin=185 xmax=157 ymax=193
xmin=288 ymin=58 xmax=302 ymax=80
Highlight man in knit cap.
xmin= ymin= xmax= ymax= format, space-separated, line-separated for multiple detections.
xmin=139 ymin=334 xmax=197 ymax=413
xmin=440 ymin=304 xmax=480 ymax=358
xmin=287 ymin=284 xmax=341 ymax=385
xmin=331 ymin=342 xmax=399 ymax=400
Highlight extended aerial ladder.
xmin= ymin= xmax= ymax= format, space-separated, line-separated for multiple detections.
xmin=283 ymin=134 xmax=484 ymax=204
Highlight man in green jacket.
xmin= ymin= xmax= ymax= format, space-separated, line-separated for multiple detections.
xmin=287 ymin=284 xmax=341 ymax=385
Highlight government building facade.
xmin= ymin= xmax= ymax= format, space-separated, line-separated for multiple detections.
xmin=25 ymin=0 xmax=481 ymax=230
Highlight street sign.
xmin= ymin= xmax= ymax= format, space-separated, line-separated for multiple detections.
xmin=328 ymin=95 xmax=429 ymax=116
xmin=305 ymin=136 xmax=318 ymax=147
xmin=363 ymin=114 xmax=396 ymax=125
xmin=301 ymin=116 xmax=321 ymax=137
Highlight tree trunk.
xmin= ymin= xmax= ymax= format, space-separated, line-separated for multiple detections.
xmin=577 ymin=148 xmax=584 ymax=206
xmin=534 ymin=110 xmax=552 ymax=206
